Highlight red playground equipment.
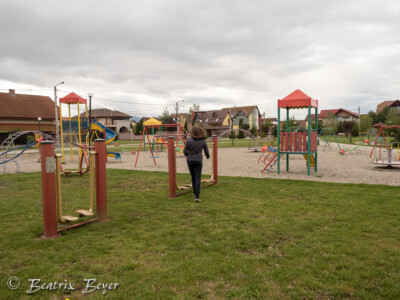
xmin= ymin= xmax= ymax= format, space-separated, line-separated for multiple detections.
xmin=168 ymin=136 xmax=218 ymax=198
xmin=276 ymin=89 xmax=318 ymax=176
xmin=134 ymin=123 xmax=185 ymax=167
xmin=369 ymin=125 xmax=400 ymax=166
xmin=40 ymin=139 xmax=107 ymax=239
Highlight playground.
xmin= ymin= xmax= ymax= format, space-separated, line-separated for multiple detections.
xmin=5 ymin=142 xmax=400 ymax=186
xmin=1 ymin=91 xmax=400 ymax=299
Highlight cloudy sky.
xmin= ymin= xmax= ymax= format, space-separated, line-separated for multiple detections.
xmin=1 ymin=0 xmax=399 ymax=119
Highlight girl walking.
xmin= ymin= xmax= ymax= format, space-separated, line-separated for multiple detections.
xmin=183 ymin=126 xmax=210 ymax=202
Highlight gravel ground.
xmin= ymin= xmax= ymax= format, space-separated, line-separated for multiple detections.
xmin=2 ymin=144 xmax=400 ymax=186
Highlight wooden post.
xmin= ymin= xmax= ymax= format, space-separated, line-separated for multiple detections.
xmin=168 ymin=137 xmax=176 ymax=198
xmin=212 ymin=135 xmax=218 ymax=185
xmin=40 ymin=141 xmax=58 ymax=238
xmin=95 ymin=139 xmax=107 ymax=221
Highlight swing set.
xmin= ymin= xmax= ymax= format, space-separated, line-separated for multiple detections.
xmin=318 ymin=128 xmax=341 ymax=152
xmin=134 ymin=123 xmax=185 ymax=167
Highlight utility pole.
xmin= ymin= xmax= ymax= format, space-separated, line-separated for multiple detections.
xmin=54 ymin=81 xmax=64 ymax=144
xmin=88 ymin=93 xmax=93 ymax=147
xmin=358 ymin=106 xmax=360 ymax=116
xmin=175 ymin=100 xmax=184 ymax=124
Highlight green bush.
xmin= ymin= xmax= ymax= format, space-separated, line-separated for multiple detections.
xmin=229 ymin=130 xmax=236 ymax=139
xmin=237 ymin=130 xmax=245 ymax=139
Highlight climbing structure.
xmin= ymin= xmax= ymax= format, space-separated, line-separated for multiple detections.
xmin=276 ymin=90 xmax=318 ymax=176
xmin=369 ymin=124 xmax=400 ymax=166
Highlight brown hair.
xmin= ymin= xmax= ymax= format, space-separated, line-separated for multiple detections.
xmin=190 ymin=125 xmax=205 ymax=139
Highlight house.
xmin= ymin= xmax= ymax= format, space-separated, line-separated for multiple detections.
xmin=222 ymin=106 xmax=261 ymax=130
xmin=0 ymin=89 xmax=56 ymax=133
xmin=81 ymin=108 xmax=132 ymax=134
xmin=260 ymin=117 xmax=278 ymax=125
xmin=307 ymin=109 xmax=359 ymax=126
xmin=376 ymin=100 xmax=400 ymax=114
xmin=193 ymin=109 xmax=231 ymax=137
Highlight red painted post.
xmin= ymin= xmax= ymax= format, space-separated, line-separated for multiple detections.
xmin=212 ymin=135 xmax=218 ymax=185
xmin=168 ymin=137 xmax=176 ymax=198
xmin=95 ymin=139 xmax=107 ymax=221
xmin=40 ymin=141 xmax=58 ymax=238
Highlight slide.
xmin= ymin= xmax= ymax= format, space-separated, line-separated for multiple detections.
xmin=90 ymin=122 xmax=121 ymax=160
xmin=303 ymin=154 xmax=315 ymax=167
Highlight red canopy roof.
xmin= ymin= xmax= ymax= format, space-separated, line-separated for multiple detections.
xmin=59 ymin=92 xmax=87 ymax=104
xmin=278 ymin=89 xmax=318 ymax=109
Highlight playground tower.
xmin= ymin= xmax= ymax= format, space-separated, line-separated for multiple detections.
xmin=277 ymin=90 xmax=318 ymax=176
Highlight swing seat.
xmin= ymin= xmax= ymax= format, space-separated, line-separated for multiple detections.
xmin=60 ymin=215 xmax=79 ymax=223
xmin=75 ymin=209 xmax=94 ymax=217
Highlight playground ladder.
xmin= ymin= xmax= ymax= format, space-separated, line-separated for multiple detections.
xmin=261 ymin=152 xmax=278 ymax=173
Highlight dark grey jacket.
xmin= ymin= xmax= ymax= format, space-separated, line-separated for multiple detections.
xmin=183 ymin=137 xmax=210 ymax=161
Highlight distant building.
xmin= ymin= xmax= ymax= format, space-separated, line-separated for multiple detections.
xmin=307 ymin=109 xmax=359 ymax=126
xmin=81 ymin=108 xmax=132 ymax=133
xmin=222 ymin=106 xmax=261 ymax=130
xmin=376 ymin=100 xmax=400 ymax=114
xmin=193 ymin=109 xmax=231 ymax=137
xmin=260 ymin=117 xmax=277 ymax=125
xmin=0 ymin=89 xmax=56 ymax=133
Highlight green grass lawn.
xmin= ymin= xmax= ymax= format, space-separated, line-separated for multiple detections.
xmin=1 ymin=170 xmax=399 ymax=299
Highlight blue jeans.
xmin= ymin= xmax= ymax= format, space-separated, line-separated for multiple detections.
xmin=187 ymin=160 xmax=202 ymax=199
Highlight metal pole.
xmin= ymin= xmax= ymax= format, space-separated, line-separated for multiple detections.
xmin=40 ymin=141 xmax=58 ymax=238
xmin=277 ymin=107 xmax=280 ymax=174
xmin=95 ymin=139 xmax=107 ymax=221
xmin=307 ymin=106 xmax=311 ymax=176
xmin=54 ymin=82 xmax=64 ymax=145
xmin=88 ymin=93 xmax=93 ymax=147
xmin=286 ymin=108 xmax=289 ymax=172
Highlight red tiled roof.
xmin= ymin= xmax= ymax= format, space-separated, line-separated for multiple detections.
xmin=0 ymin=91 xmax=55 ymax=120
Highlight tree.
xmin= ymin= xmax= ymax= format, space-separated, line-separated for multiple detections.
xmin=237 ymin=130 xmax=245 ymax=139
xmin=184 ymin=120 xmax=188 ymax=133
xmin=229 ymin=130 xmax=236 ymax=139
xmin=368 ymin=111 xmax=377 ymax=124
xmin=260 ymin=120 xmax=272 ymax=138
xmin=134 ymin=119 xmax=143 ymax=135
xmin=335 ymin=121 xmax=344 ymax=134
xmin=385 ymin=109 xmax=400 ymax=125
xmin=343 ymin=121 xmax=354 ymax=137
xmin=189 ymin=104 xmax=200 ymax=112
xmin=159 ymin=107 xmax=174 ymax=124
xmin=376 ymin=106 xmax=390 ymax=124
xmin=351 ymin=122 xmax=359 ymax=137
xmin=360 ymin=115 xmax=373 ymax=133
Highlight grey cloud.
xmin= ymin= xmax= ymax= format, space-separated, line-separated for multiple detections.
xmin=0 ymin=0 xmax=399 ymax=117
